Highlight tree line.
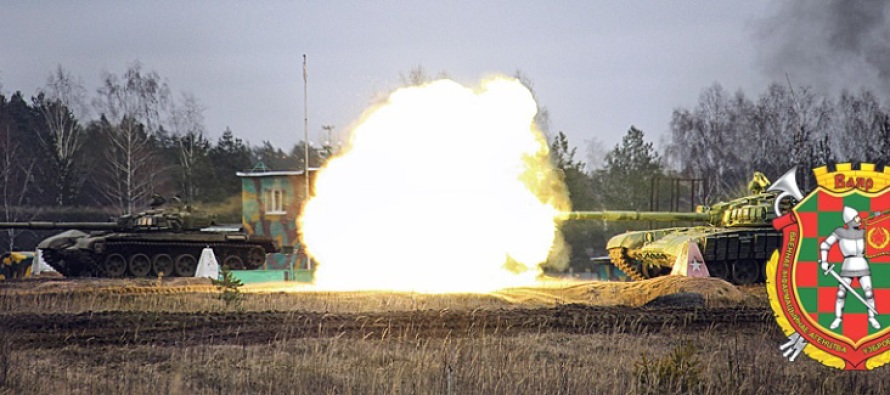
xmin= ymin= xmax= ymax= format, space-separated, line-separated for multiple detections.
xmin=6 ymin=63 xmax=890 ymax=270
xmin=666 ymin=82 xmax=890 ymax=198
xmin=553 ymin=82 xmax=890 ymax=269
xmin=0 ymin=62 xmax=328 ymax=215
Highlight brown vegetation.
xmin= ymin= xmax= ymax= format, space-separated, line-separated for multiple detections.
xmin=0 ymin=276 xmax=885 ymax=394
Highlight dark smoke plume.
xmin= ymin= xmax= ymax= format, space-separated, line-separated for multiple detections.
xmin=756 ymin=0 xmax=890 ymax=97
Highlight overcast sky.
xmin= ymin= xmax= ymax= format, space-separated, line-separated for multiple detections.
xmin=3 ymin=1 xmax=887 ymax=166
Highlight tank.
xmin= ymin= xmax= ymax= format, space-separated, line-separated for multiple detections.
xmin=0 ymin=205 xmax=279 ymax=278
xmin=562 ymin=178 xmax=784 ymax=285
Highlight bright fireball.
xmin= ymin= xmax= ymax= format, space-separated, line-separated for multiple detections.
xmin=299 ymin=77 xmax=569 ymax=293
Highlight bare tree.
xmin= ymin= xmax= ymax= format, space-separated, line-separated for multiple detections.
xmin=668 ymin=82 xmax=834 ymax=199
xmin=834 ymin=90 xmax=885 ymax=162
xmin=168 ymin=93 xmax=209 ymax=203
xmin=514 ymin=70 xmax=551 ymax=137
xmin=93 ymin=62 xmax=170 ymax=214
xmin=93 ymin=61 xmax=169 ymax=133
xmin=42 ymin=65 xmax=90 ymax=119
xmin=399 ymin=65 xmax=431 ymax=86
xmin=785 ymin=84 xmax=833 ymax=190
xmin=98 ymin=117 xmax=160 ymax=214
xmin=398 ymin=65 xmax=449 ymax=86
xmin=0 ymin=126 xmax=36 ymax=250
xmin=667 ymin=83 xmax=751 ymax=200
xmin=34 ymin=65 xmax=88 ymax=205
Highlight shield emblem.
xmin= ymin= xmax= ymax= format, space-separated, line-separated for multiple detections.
xmin=769 ymin=163 xmax=890 ymax=370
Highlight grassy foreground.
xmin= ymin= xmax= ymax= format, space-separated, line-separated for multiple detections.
xmin=1 ymin=278 xmax=888 ymax=394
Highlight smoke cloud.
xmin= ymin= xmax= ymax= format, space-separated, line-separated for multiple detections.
xmin=755 ymin=0 xmax=890 ymax=97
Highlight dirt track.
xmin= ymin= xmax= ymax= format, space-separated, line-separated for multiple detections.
xmin=1 ymin=276 xmax=776 ymax=354
xmin=1 ymin=304 xmax=776 ymax=350
xmin=3 ymin=277 xmax=816 ymax=394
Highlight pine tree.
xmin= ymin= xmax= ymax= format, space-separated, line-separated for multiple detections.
xmin=211 ymin=265 xmax=244 ymax=310
xmin=595 ymin=126 xmax=663 ymax=210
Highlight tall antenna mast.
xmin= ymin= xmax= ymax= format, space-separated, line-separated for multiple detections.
xmin=785 ymin=73 xmax=807 ymax=190
xmin=303 ymin=54 xmax=310 ymax=201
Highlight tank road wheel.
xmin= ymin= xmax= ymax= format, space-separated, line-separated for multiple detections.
xmin=174 ymin=254 xmax=198 ymax=277
xmin=222 ymin=254 xmax=244 ymax=270
xmin=707 ymin=261 xmax=729 ymax=281
xmin=152 ymin=254 xmax=174 ymax=277
xmin=641 ymin=263 xmax=670 ymax=278
xmin=103 ymin=253 xmax=127 ymax=278
xmin=608 ymin=248 xmax=646 ymax=281
xmin=245 ymin=247 xmax=267 ymax=269
xmin=731 ymin=259 xmax=759 ymax=285
xmin=128 ymin=253 xmax=152 ymax=277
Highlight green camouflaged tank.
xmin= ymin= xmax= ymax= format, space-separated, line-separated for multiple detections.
xmin=565 ymin=179 xmax=783 ymax=285
xmin=0 ymin=204 xmax=279 ymax=278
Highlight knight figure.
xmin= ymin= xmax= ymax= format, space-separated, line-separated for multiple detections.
xmin=820 ymin=206 xmax=880 ymax=330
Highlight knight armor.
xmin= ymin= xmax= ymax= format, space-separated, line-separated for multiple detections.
xmin=820 ymin=206 xmax=880 ymax=330
xmin=820 ymin=207 xmax=870 ymax=277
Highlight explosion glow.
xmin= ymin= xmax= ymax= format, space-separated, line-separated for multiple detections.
xmin=299 ymin=77 xmax=570 ymax=293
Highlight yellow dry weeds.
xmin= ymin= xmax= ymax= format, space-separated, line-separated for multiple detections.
xmin=493 ymin=276 xmax=751 ymax=308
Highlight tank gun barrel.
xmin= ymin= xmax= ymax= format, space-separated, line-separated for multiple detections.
xmin=558 ymin=210 xmax=710 ymax=222
xmin=0 ymin=221 xmax=119 ymax=231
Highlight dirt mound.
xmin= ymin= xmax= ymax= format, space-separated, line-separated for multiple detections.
xmin=494 ymin=275 xmax=750 ymax=308
xmin=3 ymin=275 xmax=763 ymax=310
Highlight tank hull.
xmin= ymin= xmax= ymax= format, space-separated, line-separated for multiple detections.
xmin=564 ymin=180 xmax=784 ymax=285
xmin=605 ymin=226 xmax=781 ymax=285
xmin=38 ymin=230 xmax=278 ymax=278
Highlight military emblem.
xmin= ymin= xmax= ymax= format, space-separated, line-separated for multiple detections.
xmin=768 ymin=163 xmax=890 ymax=370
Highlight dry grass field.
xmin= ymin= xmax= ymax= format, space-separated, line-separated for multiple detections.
xmin=1 ymin=276 xmax=888 ymax=394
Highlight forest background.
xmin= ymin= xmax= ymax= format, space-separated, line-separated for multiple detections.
xmin=3 ymin=62 xmax=889 ymax=270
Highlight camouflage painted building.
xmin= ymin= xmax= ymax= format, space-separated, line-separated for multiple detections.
xmin=237 ymin=168 xmax=318 ymax=279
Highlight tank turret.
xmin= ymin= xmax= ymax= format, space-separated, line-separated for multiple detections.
xmin=562 ymin=173 xmax=784 ymax=285
xmin=0 ymin=205 xmax=279 ymax=278
xmin=0 ymin=205 xmax=217 ymax=232
xmin=698 ymin=191 xmax=779 ymax=228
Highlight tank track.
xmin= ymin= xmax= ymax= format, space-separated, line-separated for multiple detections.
xmin=41 ymin=249 xmax=102 ymax=277
xmin=105 ymin=240 xmax=268 ymax=271
xmin=605 ymin=229 xmax=779 ymax=285
xmin=42 ymin=239 xmax=271 ymax=278
xmin=700 ymin=230 xmax=780 ymax=285
xmin=608 ymin=248 xmax=646 ymax=281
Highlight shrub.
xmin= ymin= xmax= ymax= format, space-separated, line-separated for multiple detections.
xmin=211 ymin=266 xmax=244 ymax=310
xmin=634 ymin=342 xmax=702 ymax=394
